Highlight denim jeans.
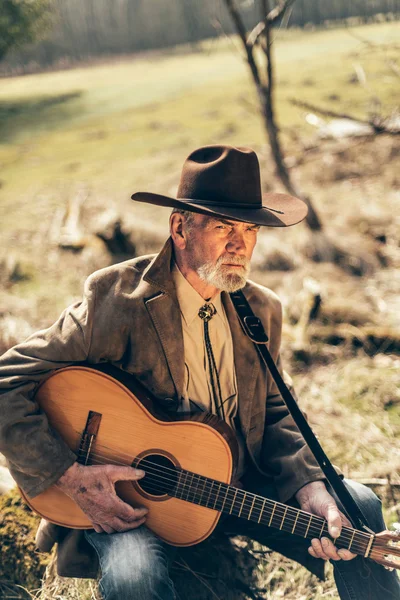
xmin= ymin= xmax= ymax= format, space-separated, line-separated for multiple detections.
xmin=84 ymin=478 xmax=400 ymax=600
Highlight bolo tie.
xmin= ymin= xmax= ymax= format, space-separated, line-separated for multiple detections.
xmin=198 ymin=303 xmax=226 ymax=422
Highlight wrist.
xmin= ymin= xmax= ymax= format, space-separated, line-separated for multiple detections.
xmin=56 ymin=461 xmax=80 ymax=491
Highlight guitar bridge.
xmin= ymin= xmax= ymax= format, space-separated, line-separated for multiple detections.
xmin=77 ymin=411 xmax=102 ymax=465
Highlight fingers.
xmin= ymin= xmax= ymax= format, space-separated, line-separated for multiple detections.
xmin=92 ymin=515 xmax=147 ymax=535
xmin=308 ymin=537 xmax=357 ymax=561
xmin=325 ymin=503 xmax=342 ymax=539
xmin=90 ymin=502 xmax=148 ymax=534
xmin=107 ymin=465 xmax=145 ymax=483
xmin=113 ymin=497 xmax=148 ymax=523
xmin=337 ymin=548 xmax=357 ymax=561
xmin=309 ymin=537 xmax=342 ymax=561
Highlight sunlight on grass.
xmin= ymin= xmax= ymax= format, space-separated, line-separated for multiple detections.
xmin=0 ymin=22 xmax=398 ymax=212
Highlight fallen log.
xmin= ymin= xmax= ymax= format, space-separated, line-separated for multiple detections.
xmin=310 ymin=324 xmax=400 ymax=355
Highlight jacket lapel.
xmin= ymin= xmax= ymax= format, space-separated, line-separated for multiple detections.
xmin=222 ymin=291 xmax=263 ymax=436
xmin=143 ymin=238 xmax=185 ymax=402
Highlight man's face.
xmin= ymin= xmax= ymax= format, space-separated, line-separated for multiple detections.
xmin=183 ymin=213 xmax=260 ymax=293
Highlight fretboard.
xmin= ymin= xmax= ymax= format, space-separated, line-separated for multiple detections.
xmin=165 ymin=469 xmax=372 ymax=557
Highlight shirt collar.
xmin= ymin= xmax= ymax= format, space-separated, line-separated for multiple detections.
xmin=172 ymin=262 xmax=223 ymax=327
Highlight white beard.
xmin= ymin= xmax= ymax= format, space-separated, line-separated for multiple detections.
xmin=197 ymin=254 xmax=250 ymax=293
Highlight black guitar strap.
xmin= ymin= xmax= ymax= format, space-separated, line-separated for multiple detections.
xmin=230 ymin=289 xmax=372 ymax=533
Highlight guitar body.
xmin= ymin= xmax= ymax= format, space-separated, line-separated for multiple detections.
xmin=17 ymin=366 xmax=400 ymax=569
xmin=20 ymin=366 xmax=236 ymax=546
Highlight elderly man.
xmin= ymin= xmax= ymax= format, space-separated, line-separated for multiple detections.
xmin=0 ymin=145 xmax=398 ymax=599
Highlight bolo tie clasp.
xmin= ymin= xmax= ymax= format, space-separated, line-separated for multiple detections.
xmin=198 ymin=303 xmax=216 ymax=323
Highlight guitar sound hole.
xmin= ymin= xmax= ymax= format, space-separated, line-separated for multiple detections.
xmin=135 ymin=453 xmax=178 ymax=497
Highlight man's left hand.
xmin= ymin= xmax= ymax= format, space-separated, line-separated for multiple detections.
xmin=295 ymin=480 xmax=356 ymax=562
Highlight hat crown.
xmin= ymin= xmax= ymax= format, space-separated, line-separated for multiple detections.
xmin=177 ymin=145 xmax=262 ymax=208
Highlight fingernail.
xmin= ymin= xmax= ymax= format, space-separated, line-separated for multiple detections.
xmin=322 ymin=537 xmax=329 ymax=548
xmin=330 ymin=526 xmax=339 ymax=538
xmin=338 ymin=549 xmax=346 ymax=558
xmin=136 ymin=470 xmax=145 ymax=477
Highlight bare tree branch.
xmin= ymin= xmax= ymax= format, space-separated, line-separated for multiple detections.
xmin=223 ymin=0 xmax=263 ymax=92
xmin=290 ymin=98 xmax=372 ymax=124
xmin=290 ymin=98 xmax=400 ymax=135
xmin=224 ymin=0 xmax=324 ymax=232
xmin=247 ymin=0 xmax=296 ymax=47
xmin=267 ymin=0 xmax=297 ymax=24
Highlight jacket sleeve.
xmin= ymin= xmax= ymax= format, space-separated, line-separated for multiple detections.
xmin=0 ymin=275 xmax=97 ymax=499
xmin=260 ymin=295 xmax=326 ymax=503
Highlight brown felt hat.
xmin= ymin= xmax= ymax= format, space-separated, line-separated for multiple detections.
xmin=131 ymin=145 xmax=308 ymax=227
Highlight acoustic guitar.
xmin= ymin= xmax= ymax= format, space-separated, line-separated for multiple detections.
xmin=20 ymin=365 xmax=400 ymax=570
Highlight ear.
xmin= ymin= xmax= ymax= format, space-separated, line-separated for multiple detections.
xmin=170 ymin=213 xmax=188 ymax=250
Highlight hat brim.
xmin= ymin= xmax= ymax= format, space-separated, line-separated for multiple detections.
xmin=131 ymin=192 xmax=308 ymax=227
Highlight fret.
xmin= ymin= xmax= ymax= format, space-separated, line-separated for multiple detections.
xmin=187 ymin=472 xmax=195 ymax=502
xmin=197 ymin=476 xmax=208 ymax=506
xmin=213 ymin=482 xmax=222 ymax=510
xmin=291 ymin=509 xmax=300 ymax=534
xmin=220 ymin=485 xmax=230 ymax=513
xmin=258 ymin=498 xmax=267 ymax=524
xmin=318 ymin=519 xmax=325 ymax=539
xmin=248 ymin=495 xmax=256 ymax=521
xmin=348 ymin=529 xmax=356 ymax=552
xmin=304 ymin=513 xmax=312 ymax=538
xmin=229 ymin=488 xmax=239 ymax=515
xmin=191 ymin=473 xmax=202 ymax=504
xmin=268 ymin=502 xmax=277 ymax=527
xmin=183 ymin=471 xmax=191 ymax=501
xmin=205 ymin=479 xmax=215 ymax=508
xmin=279 ymin=506 xmax=288 ymax=530
xmin=364 ymin=534 xmax=374 ymax=559
xmin=237 ymin=491 xmax=247 ymax=518
xmin=177 ymin=471 xmax=188 ymax=500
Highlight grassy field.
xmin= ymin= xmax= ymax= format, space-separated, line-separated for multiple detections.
xmin=0 ymin=21 xmax=399 ymax=600
xmin=0 ymin=22 xmax=398 ymax=216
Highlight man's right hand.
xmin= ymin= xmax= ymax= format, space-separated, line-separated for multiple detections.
xmin=56 ymin=462 xmax=148 ymax=534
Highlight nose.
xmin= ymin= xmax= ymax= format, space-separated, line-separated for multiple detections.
xmin=226 ymin=230 xmax=246 ymax=254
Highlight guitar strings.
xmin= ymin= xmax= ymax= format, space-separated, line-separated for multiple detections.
xmin=80 ymin=444 xmax=374 ymax=549
xmin=83 ymin=441 xmax=376 ymax=544
xmin=57 ymin=423 xmax=376 ymax=554
xmin=83 ymin=437 xmax=374 ymax=546
xmin=49 ymin=420 xmax=394 ymax=558
xmin=54 ymin=418 xmax=373 ymax=542
xmin=85 ymin=452 xmax=372 ymax=554
xmin=88 ymin=457 xmax=386 ymax=559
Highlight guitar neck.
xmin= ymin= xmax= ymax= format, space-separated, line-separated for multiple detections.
xmin=170 ymin=470 xmax=373 ymax=558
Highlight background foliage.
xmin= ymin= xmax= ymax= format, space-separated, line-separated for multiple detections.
xmin=0 ymin=0 xmax=399 ymax=73
xmin=0 ymin=0 xmax=52 ymax=61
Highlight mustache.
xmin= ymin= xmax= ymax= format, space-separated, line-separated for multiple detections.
xmin=216 ymin=254 xmax=249 ymax=267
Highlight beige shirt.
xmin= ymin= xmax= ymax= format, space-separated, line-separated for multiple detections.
xmin=172 ymin=263 xmax=247 ymax=477
xmin=172 ymin=263 xmax=238 ymax=427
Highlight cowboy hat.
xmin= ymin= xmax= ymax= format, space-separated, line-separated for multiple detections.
xmin=131 ymin=144 xmax=307 ymax=227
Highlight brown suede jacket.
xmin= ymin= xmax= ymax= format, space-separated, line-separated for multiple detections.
xmin=0 ymin=238 xmax=324 ymax=578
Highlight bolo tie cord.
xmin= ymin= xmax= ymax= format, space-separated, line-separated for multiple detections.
xmin=199 ymin=303 xmax=226 ymax=422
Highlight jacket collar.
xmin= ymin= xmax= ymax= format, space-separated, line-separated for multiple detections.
xmin=142 ymin=237 xmax=185 ymax=401
xmin=143 ymin=237 xmax=176 ymax=294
